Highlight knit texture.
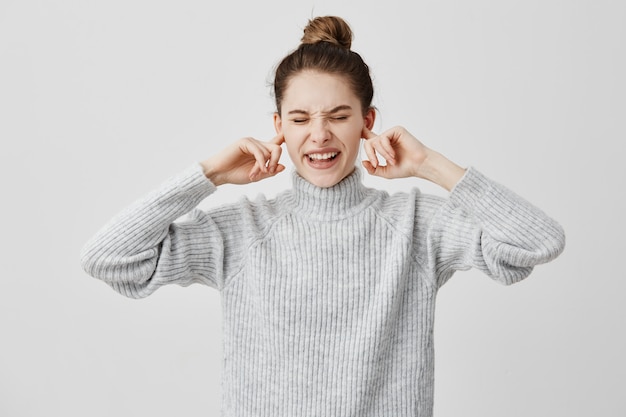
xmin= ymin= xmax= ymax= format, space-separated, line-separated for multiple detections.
xmin=81 ymin=165 xmax=565 ymax=416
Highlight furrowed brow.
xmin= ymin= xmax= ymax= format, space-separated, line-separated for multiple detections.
xmin=286 ymin=105 xmax=353 ymax=116
xmin=322 ymin=105 xmax=353 ymax=116
xmin=287 ymin=109 xmax=309 ymax=115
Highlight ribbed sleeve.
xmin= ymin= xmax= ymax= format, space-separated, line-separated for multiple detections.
xmin=419 ymin=167 xmax=566 ymax=287
xmin=81 ymin=164 xmax=226 ymax=297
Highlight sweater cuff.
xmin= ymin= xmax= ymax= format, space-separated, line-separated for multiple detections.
xmin=136 ymin=163 xmax=218 ymax=217
xmin=164 ymin=163 xmax=217 ymax=197
xmin=447 ymin=167 xmax=493 ymax=212
xmin=188 ymin=162 xmax=218 ymax=193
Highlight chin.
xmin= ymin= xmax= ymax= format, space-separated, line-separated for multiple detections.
xmin=301 ymin=168 xmax=353 ymax=188
xmin=310 ymin=177 xmax=342 ymax=188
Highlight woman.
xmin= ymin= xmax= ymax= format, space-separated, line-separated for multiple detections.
xmin=81 ymin=16 xmax=565 ymax=417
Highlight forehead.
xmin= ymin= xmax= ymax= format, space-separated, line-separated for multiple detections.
xmin=282 ymin=71 xmax=360 ymax=113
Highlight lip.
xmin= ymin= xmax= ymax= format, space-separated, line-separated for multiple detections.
xmin=304 ymin=147 xmax=341 ymax=156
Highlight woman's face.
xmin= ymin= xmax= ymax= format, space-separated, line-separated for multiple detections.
xmin=274 ymin=71 xmax=375 ymax=188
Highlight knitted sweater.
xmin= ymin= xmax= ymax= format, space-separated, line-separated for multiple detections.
xmin=81 ymin=164 xmax=565 ymax=416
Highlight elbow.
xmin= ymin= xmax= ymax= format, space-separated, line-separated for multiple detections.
xmin=529 ymin=221 xmax=566 ymax=266
xmin=487 ymin=261 xmax=535 ymax=286
xmin=79 ymin=240 xmax=158 ymax=287
xmin=547 ymin=222 xmax=566 ymax=261
xmin=484 ymin=227 xmax=566 ymax=286
xmin=80 ymin=246 xmax=159 ymax=299
xmin=80 ymin=240 xmax=103 ymax=278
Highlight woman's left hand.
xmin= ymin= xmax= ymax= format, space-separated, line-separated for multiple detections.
xmin=361 ymin=126 xmax=429 ymax=179
xmin=361 ymin=126 xmax=466 ymax=191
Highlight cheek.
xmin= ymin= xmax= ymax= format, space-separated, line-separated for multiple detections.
xmin=283 ymin=135 xmax=303 ymax=162
xmin=286 ymin=145 xmax=300 ymax=162
xmin=342 ymin=123 xmax=364 ymax=150
xmin=343 ymin=118 xmax=363 ymax=133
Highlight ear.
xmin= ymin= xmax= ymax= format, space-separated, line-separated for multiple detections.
xmin=273 ymin=112 xmax=283 ymax=135
xmin=363 ymin=107 xmax=376 ymax=130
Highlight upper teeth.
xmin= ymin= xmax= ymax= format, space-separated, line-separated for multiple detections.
xmin=308 ymin=152 xmax=337 ymax=160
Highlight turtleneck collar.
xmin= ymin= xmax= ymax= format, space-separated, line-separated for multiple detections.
xmin=284 ymin=167 xmax=376 ymax=221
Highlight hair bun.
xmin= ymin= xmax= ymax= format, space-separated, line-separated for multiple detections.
xmin=301 ymin=16 xmax=353 ymax=50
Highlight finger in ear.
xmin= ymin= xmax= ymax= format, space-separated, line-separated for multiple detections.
xmin=361 ymin=126 xmax=377 ymax=140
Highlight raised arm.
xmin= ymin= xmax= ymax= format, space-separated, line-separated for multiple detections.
xmin=361 ymin=126 xmax=565 ymax=287
xmin=421 ymin=168 xmax=565 ymax=287
xmin=80 ymin=134 xmax=285 ymax=298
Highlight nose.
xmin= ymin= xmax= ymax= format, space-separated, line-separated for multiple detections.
xmin=309 ymin=117 xmax=331 ymax=145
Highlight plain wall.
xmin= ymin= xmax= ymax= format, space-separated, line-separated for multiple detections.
xmin=1 ymin=0 xmax=624 ymax=416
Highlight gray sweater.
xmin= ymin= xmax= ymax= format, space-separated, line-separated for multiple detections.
xmin=81 ymin=164 xmax=565 ymax=416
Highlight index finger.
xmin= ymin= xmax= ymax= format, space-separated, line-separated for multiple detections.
xmin=361 ymin=126 xmax=378 ymax=140
xmin=270 ymin=132 xmax=285 ymax=146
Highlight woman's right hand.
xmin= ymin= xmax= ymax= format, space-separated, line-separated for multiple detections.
xmin=200 ymin=134 xmax=285 ymax=186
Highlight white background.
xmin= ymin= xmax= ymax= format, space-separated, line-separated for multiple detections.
xmin=1 ymin=0 xmax=624 ymax=416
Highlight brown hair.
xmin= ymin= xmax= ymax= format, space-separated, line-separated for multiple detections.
xmin=273 ymin=16 xmax=374 ymax=115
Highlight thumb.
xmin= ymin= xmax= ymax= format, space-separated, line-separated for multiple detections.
xmin=250 ymin=163 xmax=286 ymax=182
xmin=362 ymin=160 xmax=393 ymax=179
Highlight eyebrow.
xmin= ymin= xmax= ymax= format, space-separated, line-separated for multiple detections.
xmin=287 ymin=105 xmax=353 ymax=116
